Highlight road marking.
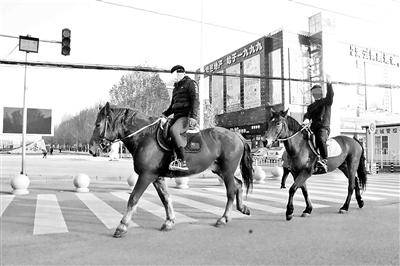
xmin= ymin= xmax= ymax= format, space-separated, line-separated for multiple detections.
xmin=308 ymin=181 xmax=399 ymax=194
xmin=111 ymin=191 xmax=196 ymax=223
xmin=76 ymin=193 xmax=138 ymax=229
xmin=33 ymin=194 xmax=68 ymax=235
xmin=306 ymin=183 xmax=398 ymax=198
xmin=257 ymin=189 xmax=345 ymax=203
xmin=0 ymin=195 xmax=15 ymax=217
xmin=173 ymin=188 xmax=284 ymax=214
xmin=205 ymin=187 xmax=329 ymax=208
xmin=168 ymin=193 xmax=245 ymax=218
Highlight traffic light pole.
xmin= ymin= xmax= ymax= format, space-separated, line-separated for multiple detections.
xmin=21 ymin=51 xmax=28 ymax=174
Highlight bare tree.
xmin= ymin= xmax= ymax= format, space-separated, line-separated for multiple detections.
xmin=109 ymin=71 xmax=170 ymax=116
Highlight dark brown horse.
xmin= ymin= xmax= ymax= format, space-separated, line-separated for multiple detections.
xmin=89 ymin=103 xmax=254 ymax=237
xmin=264 ymin=109 xmax=367 ymax=221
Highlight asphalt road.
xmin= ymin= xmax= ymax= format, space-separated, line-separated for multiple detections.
xmin=1 ymin=154 xmax=399 ymax=265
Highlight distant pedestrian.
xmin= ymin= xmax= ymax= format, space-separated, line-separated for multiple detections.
xmin=50 ymin=146 xmax=54 ymax=155
xmin=42 ymin=148 xmax=47 ymax=158
xmin=59 ymin=148 xmax=62 ymax=153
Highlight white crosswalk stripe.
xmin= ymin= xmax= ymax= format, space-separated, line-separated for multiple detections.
xmin=76 ymin=193 xmax=139 ymax=229
xmin=205 ymin=187 xmax=329 ymax=208
xmin=33 ymin=194 xmax=68 ymax=235
xmin=0 ymin=175 xmax=398 ymax=236
xmin=111 ymin=191 xmax=197 ymax=223
xmin=0 ymin=195 xmax=15 ymax=217
xmin=172 ymin=187 xmax=284 ymax=213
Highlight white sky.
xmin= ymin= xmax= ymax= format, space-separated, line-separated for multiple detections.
xmin=1 ymin=0 xmax=399 ymax=125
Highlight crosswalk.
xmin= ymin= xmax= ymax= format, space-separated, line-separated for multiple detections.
xmin=1 ymin=175 xmax=399 ymax=236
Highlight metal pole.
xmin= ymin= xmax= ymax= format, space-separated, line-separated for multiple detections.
xmin=198 ymin=0 xmax=204 ymax=129
xmin=363 ymin=61 xmax=367 ymax=110
xmin=21 ymin=52 xmax=28 ymax=175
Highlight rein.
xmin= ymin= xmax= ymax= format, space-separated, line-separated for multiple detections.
xmin=106 ymin=118 xmax=161 ymax=144
xmin=277 ymin=123 xmax=310 ymax=142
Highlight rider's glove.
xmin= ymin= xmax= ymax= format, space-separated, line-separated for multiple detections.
xmin=302 ymin=119 xmax=310 ymax=126
xmin=188 ymin=118 xmax=198 ymax=128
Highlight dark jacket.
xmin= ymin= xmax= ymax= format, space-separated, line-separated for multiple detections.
xmin=304 ymin=83 xmax=334 ymax=131
xmin=162 ymin=76 xmax=199 ymax=120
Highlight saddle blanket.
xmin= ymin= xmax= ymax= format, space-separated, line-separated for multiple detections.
xmin=326 ymin=138 xmax=342 ymax=158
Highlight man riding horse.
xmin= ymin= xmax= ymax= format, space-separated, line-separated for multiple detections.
xmin=302 ymin=75 xmax=334 ymax=173
xmin=162 ymin=65 xmax=199 ymax=171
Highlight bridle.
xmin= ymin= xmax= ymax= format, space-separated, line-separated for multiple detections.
xmin=98 ymin=116 xmax=161 ymax=150
xmin=269 ymin=119 xmax=311 ymax=143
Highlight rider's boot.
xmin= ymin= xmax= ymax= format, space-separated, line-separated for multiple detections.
xmin=317 ymin=158 xmax=328 ymax=173
xmin=169 ymin=147 xmax=189 ymax=171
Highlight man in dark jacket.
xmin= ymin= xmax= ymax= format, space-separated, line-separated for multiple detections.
xmin=162 ymin=65 xmax=199 ymax=171
xmin=303 ymin=75 xmax=334 ymax=173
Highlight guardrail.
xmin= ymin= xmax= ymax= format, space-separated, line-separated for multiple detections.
xmin=252 ymin=156 xmax=282 ymax=167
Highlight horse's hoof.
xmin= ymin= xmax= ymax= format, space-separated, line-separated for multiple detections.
xmin=301 ymin=212 xmax=310 ymax=218
xmin=339 ymin=209 xmax=348 ymax=214
xmin=160 ymin=220 xmax=175 ymax=231
xmin=280 ymin=185 xmax=286 ymax=189
xmin=215 ymin=217 xmax=227 ymax=227
xmin=113 ymin=228 xmax=127 ymax=238
xmin=357 ymin=200 xmax=364 ymax=208
xmin=241 ymin=205 xmax=251 ymax=216
xmin=286 ymin=214 xmax=293 ymax=221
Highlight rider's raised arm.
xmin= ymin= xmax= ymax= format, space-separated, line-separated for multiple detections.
xmin=323 ymin=82 xmax=334 ymax=106
xmin=188 ymin=80 xmax=200 ymax=119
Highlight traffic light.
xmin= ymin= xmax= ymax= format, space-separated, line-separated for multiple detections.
xmin=61 ymin=28 xmax=71 ymax=56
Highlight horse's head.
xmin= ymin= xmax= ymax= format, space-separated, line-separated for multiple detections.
xmin=89 ymin=102 xmax=124 ymax=157
xmin=264 ymin=109 xmax=289 ymax=148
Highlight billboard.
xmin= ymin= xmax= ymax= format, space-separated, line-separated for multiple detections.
xmin=1 ymin=107 xmax=53 ymax=135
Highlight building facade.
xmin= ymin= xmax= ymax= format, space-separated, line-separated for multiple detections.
xmin=204 ymin=13 xmax=400 ymax=149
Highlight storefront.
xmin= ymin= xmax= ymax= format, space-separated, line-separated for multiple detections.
xmin=204 ymin=13 xmax=399 ymax=149
xmin=362 ymin=123 xmax=400 ymax=171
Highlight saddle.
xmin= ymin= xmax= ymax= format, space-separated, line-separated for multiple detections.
xmin=156 ymin=118 xmax=202 ymax=153
xmin=304 ymin=128 xmax=342 ymax=174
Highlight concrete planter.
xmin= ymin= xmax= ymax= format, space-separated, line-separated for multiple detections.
xmin=10 ymin=174 xmax=30 ymax=195
xmin=73 ymin=173 xmax=90 ymax=192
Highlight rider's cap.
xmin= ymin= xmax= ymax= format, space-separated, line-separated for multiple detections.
xmin=170 ymin=65 xmax=185 ymax=73
xmin=311 ymin=84 xmax=322 ymax=91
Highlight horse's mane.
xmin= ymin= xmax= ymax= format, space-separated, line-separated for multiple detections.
xmin=286 ymin=115 xmax=302 ymax=132
xmin=111 ymin=105 xmax=159 ymax=137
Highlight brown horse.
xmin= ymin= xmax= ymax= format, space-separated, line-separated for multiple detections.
xmin=264 ymin=109 xmax=367 ymax=221
xmin=89 ymin=103 xmax=254 ymax=237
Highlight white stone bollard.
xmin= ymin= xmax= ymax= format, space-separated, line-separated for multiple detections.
xmin=127 ymin=172 xmax=138 ymax=189
xmin=253 ymin=165 xmax=266 ymax=184
xmin=11 ymin=174 xmax=30 ymax=195
xmin=73 ymin=173 xmax=90 ymax=192
xmin=174 ymin=177 xmax=189 ymax=189
xmin=271 ymin=166 xmax=283 ymax=179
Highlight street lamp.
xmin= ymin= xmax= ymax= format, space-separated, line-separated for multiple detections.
xmin=12 ymin=35 xmax=39 ymax=195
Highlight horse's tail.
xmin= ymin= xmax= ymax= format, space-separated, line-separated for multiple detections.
xmin=238 ymin=134 xmax=254 ymax=195
xmin=353 ymin=136 xmax=367 ymax=191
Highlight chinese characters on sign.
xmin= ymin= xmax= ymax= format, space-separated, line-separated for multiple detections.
xmin=349 ymin=44 xmax=400 ymax=68
xmin=204 ymin=41 xmax=263 ymax=73
xmin=373 ymin=127 xmax=399 ymax=135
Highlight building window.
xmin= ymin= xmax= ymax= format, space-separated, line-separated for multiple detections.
xmin=211 ymin=72 xmax=224 ymax=115
xmin=243 ymin=54 xmax=261 ymax=109
xmin=382 ymin=135 xmax=388 ymax=155
xmin=374 ymin=136 xmax=381 ymax=155
xmin=268 ymin=49 xmax=282 ymax=105
xmin=226 ymin=64 xmax=241 ymax=112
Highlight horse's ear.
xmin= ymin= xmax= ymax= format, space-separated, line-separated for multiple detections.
xmin=98 ymin=104 xmax=102 ymax=111
xmin=282 ymin=109 xmax=289 ymax=117
xmin=104 ymin=102 xmax=110 ymax=114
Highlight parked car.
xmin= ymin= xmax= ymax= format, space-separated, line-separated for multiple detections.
xmin=252 ymin=146 xmax=285 ymax=160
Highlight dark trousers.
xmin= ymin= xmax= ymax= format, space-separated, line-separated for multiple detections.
xmin=313 ymin=128 xmax=329 ymax=159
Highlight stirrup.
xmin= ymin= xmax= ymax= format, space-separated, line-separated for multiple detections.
xmin=169 ymin=159 xmax=189 ymax=171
